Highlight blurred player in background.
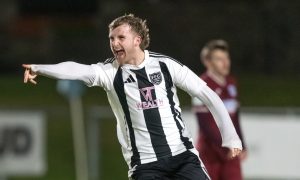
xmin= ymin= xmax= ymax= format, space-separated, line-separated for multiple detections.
xmin=22 ymin=14 xmax=243 ymax=180
xmin=192 ymin=39 xmax=247 ymax=180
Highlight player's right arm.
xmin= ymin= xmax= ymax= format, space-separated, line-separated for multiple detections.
xmin=23 ymin=62 xmax=97 ymax=86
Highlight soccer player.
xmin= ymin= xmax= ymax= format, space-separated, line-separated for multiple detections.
xmin=192 ymin=39 xmax=247 ymax=180
xmin=23 ymin=14 xmax=242 ymax=180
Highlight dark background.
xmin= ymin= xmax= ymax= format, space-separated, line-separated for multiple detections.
xmin=1 ymin=0 xmax=300 ymax=76
xmin=1 ymin=0 xmax=300 ymax=179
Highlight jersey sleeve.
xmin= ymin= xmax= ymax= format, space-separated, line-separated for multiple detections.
xmin=90 ymin=62 xmax=115 ymax=90
xmin=169 ymin=61 xmax=242 ymax=150
xmin=168 ymin=60 xmax=207 ymax=97
xmin=232 ymin=111 xmax=247 ymax=150
xmin=31 ymin=61 xmax=114 ymax=90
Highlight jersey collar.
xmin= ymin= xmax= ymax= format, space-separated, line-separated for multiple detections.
xmin=122 ymin=50 xmax=149 ymax=70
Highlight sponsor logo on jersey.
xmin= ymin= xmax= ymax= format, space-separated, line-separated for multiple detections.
xmin=149 ymin=72 xmax=162 ymax=85
xmin=136 ymin=86 xmax=163 ymax=110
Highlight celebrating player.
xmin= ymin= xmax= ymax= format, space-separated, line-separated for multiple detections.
xmin=23 ymin=14 xmax=242 ymax=180
xmin=192 ymin=39 xmax=247 ymax=180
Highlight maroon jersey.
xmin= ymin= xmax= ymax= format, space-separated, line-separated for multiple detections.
xmin=192 ymin=71 xmax=246 ymax=160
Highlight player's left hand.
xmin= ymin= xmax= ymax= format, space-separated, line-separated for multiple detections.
xmin=228 ymin=148 xmax=242 ymax=159
xmin=239 ymin=150 xmax=248 ymax=161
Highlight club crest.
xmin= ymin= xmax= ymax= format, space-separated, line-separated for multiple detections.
xmin=149 ymin=72 xmax=162 ymax=85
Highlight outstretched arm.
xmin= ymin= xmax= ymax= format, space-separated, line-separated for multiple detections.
xmin=22 ymin=62 xmax=96 ymax=86
xmin=172 ymin=64 xmax=242 ymax=158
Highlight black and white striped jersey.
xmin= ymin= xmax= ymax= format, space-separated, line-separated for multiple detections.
xmin=31 ymin=50 xmax=242 ymax=177
xmin=91 ymin=51 xmax=199 ymax=169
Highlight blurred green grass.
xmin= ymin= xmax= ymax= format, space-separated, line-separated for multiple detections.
xmin=1 ymin=73 xmax=299 ymax=180
xmin=238 ymin=74 xmax=300 ymax=106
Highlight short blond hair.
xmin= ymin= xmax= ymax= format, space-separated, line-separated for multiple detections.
xmin=109 ymin=14 xmax=150 ymax=50
xmin=201 ymin=39 xmax=229 ymax=62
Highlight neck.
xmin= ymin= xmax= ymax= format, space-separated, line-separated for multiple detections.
xmin=122 ymin=49 xmax=145 ymax=66
xmin=207 ymin=70 xmax=226 ymax=86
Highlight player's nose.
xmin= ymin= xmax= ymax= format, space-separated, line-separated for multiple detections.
xmin=111 ymin=39 xmax=120 ymax=47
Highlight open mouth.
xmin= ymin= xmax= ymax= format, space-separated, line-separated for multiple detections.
xmin=114 ymin=49 xmax=125 ymax=56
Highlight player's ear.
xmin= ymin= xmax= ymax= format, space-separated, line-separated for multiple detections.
xmin=202 ymin=58 xmax=210 ymax=68
xmin=134 ymin=35 xmax=142 ymax=47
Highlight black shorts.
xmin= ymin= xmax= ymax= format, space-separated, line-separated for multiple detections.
xmin=131 ymin=150 xmax=210 ymax=180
